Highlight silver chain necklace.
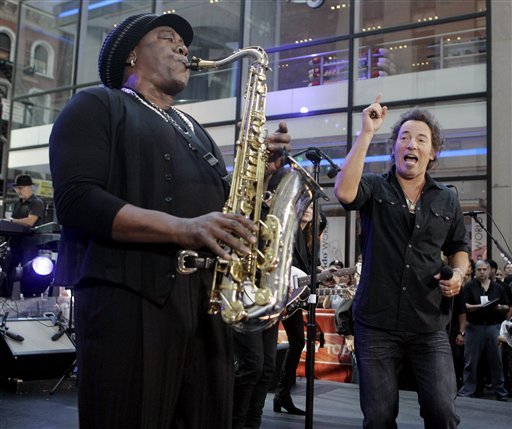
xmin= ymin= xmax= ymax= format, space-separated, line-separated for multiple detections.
xmin=121 ymin=87 xmax=195 ymax=136
xmin=403 ymin=186 xmax=423 ymax=214
xmin=404 ymin=194 xmax=417 ymax=214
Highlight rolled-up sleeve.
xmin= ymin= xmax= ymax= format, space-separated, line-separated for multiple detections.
xmin=441 ymin=194 xmax=469 ymax=257
xmin=340 ymin=174 xmax=376 ymax=212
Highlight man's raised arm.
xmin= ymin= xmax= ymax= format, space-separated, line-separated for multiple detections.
xmin=334 ymin=94 xmax=387 ymax=204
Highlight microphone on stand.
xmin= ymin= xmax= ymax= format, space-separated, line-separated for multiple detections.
xmin=463 ymin=210 xmax=485 ymax=216
xmin=326 ymin=164 xmax=341 ymax=179
xmin=303 ymin=147 xmax=341 ymax=178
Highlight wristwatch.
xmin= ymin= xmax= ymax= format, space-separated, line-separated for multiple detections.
xmin=458 ymin=331 xmax=465 ymax=336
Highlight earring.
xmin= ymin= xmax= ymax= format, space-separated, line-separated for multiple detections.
xmin=130 ymin=59 xmax=136 ymax=67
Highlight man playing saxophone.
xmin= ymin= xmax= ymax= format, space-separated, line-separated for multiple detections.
xmin=49 ymin=13 xmax=290 ymax=429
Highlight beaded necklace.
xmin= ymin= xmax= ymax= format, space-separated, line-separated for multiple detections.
xmin=121 ymin=87 xmax=195 ymax=136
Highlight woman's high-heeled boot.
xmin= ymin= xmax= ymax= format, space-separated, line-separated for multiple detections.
xmin=273 ymin=395 xmax=306 ymax=415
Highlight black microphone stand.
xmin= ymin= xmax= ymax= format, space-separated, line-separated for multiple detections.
xmin=288 ymin=147 xmax=336 ymax=428
xmin=50 ymin=287 xmax=77 ymax=395
xmin=298 ymin=148 xmax=330 ymax=429
xmin=304 ymin=149 xmax=321 ymax=429
xmin=468 ymin=213 xmax=512 ymax=264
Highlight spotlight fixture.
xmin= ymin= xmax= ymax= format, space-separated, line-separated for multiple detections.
xmin=20 ymin=250 xmax=55 ymax=297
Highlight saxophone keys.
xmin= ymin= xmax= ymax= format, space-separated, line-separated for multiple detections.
xmin=221 ymin=301 xmax=246 ymax=325
xmin=254 ymin=287 xmax=272 ymax=306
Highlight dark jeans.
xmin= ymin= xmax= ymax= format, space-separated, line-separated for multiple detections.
xmin=355 ymin=322 xmax=459 ymax=429
xmin=275 ymin=309 xmax=305 ymax=399
xmin=233 ymin=323 xmax=279 ymax=429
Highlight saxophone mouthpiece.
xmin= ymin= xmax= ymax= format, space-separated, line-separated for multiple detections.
xmin=186 ymin=57 xmax=202 ymax=71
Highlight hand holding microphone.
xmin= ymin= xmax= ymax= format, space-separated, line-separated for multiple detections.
xmin=440 ymin=265 xmax=453 ymax=281
xmin=435 ymin=265 xmax=463 ymax=298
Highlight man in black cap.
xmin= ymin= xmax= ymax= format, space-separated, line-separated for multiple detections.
xmin=1 ymin=175 xmax=45 ymax=297
xmin=10 ymin=175 xmax=45 ymax=228
xmin=49 ymin=13 xmax=290 ymax=429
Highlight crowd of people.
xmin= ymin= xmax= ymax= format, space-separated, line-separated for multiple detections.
xmin=40 ymin=10 xmax=512 ymax=429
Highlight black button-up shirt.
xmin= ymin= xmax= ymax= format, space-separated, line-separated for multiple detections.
xmin=12 ymin=194 xmax=45 ymax=226
xmin=463 ymin=279 xmax=509 ymax=325
xmin=342 ymin=167 xmax=468 ymax=333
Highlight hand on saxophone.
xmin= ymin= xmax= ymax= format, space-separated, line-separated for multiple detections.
xmin=265 ymin=121 xmax=291 ymax=177
xmin=176 ymin=212 xmax=258 ymax=260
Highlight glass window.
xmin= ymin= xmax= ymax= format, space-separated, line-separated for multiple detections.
xmin=10 ymin=89 xmax=73 ymax=130
xmin=268 ymin=113 xmax=348 ymax=180
xmin=162 ymin=0 xmax=242 ymax=103
xmin=350 ymin=99 xmax=487 ymax=177
xmin=357 ymin=0 xmax=486 ymax=32
xmin=353 ymin=20 xmax=486 ymax=104
xmin=217 ymin=113 xmax=348 ymax=181
xmin=33 ymin=44 xmax=49 ymax=75
xmin=267 ymin=40 xmax=350 ymax=92
xmin=14 ymin=1 xmax=80 ymax=97
xmin=248 ymin=0 xmax=350 ymax=48
xmin=0 ymin=32 xmax=11 ymax=60
xmin=182 ymin=59 xmax=239 ymax=103
xmin=77 ymin=0 xmax=153 ymax=86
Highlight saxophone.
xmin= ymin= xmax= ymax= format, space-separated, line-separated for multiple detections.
xmin=187 ymin=47 xmax=327 ymax=332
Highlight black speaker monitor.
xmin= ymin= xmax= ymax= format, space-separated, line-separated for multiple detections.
xmin=0 ymin=318 xmax=75 ymax=381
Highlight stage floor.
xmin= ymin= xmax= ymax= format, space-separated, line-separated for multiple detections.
xmin=0 ymin=378 xmax=510 ymax=428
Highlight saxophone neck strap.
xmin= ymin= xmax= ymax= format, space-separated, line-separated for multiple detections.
xmin=172 ymin=110 xmax=231 ymax=186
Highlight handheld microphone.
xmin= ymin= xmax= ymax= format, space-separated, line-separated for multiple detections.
xmin=52 ymin=329 xmax=66 ymax=341
xmin=440 ymin=265 xmax=454 ymax=280
xmin=463 ymin=210 xmax=485 ymax=216
xmin=5 ymin=330 xmax=24 ymax=342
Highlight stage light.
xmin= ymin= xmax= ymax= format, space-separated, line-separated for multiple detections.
xmin=20 ymin=251 xmax=55 ymax=297
xmin=31 ymin=256 xmax=54 ymax=276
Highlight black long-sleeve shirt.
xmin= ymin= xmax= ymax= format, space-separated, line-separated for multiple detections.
xmin=342 ymin=167 xmax=469 ymax=333
xmin=49 ymin=87 xmax=228 ymax=305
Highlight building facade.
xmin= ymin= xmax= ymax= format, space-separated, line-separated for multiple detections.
xmin=1 ymin=0 xmax=511 ymax=268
